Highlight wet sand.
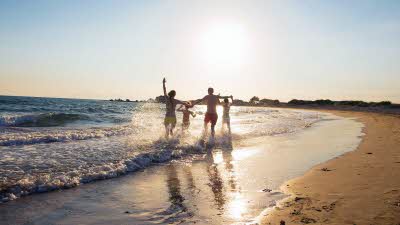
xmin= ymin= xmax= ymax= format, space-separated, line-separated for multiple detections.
xmin=0 ymin=113 xmax=363 ymax=224
xmin=261 ymin=111 xmax=400 ymax=225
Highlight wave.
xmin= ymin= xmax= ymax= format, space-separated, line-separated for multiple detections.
xmin=0 ymin=125 xmax=134 ymax=146
xmin=0 ymin=140 xmax=209 ymax=203
xmin=0 ymin=113 xmax=91 ymax=127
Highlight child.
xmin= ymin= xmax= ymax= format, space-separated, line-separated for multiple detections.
xmin=177 ymin=104 xmax=196 ymax=131
xmin=222 ymin=95 xmax=234 ymax=134
xmin=162 ymin=78 xmax=188 ymax=139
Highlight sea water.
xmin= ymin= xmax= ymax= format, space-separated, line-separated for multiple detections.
xmin=0 ymin=96 xmax=322 ymax=203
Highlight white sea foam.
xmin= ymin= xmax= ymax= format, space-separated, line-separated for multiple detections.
xmin=0 ymin=125 xmax=134 ymax=146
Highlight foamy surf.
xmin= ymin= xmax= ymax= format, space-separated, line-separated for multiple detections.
xmin=0 ymin=142 xmax=205 ymax=203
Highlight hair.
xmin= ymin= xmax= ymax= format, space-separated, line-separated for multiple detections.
xmin=168 ymin=90 xmax=176 ymax=107
xmin=185 ymin=103 xmax=193 ymax=109
xmin=224 ymin=98 xmax=229 ymax=103
xmin=168 ymin=90 xmax=176 ymax=98
xmin=208 ymin=87 xmax=214 ymax=94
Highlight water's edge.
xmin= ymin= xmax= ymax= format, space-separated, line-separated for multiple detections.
xmin=252 ymin=115 xmax=365 ymax=224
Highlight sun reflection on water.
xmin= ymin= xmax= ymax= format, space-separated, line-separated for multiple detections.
xmin=232 ymin=148 xmax=259 ymax=161
xmin=228 ymin=192 xmax=248 ymax=220
xmin=212 ymin=151 xmax=224 ymax=164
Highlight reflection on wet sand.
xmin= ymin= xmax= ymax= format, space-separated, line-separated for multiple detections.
xmin=161 ymin=135 xmax=250 ymax=223
xmin=206 ymin=153 xmax=226 ymax=210
xmin=163 ymin=164 xmax=193 ymax=223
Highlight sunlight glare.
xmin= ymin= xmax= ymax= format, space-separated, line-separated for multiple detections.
xmin=212 ymin=151 xmax=224 ymax=164
xmin=228 ymin=192 xmax=248 ymax=220
xmin=199 ymin=23 xmax=248 ymax=64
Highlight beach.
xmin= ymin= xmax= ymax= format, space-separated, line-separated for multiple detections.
xmin=261 ymin=111 xmax=400 ymax=225
xmin=0 ymin=96 xmax=367 ymax=224
xmin=1 ymin=96 xmax=398 ymax=224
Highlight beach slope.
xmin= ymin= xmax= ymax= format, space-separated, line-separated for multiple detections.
xmin=261 ymin=111 xmax=400 ymax=225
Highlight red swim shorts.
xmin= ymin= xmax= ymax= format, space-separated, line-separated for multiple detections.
xmin=204 ymin=112 xmax=218 ymax=125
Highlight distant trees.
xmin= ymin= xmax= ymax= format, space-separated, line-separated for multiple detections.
xmin=232 ymin=99 xmax=248 ymax=106
xmin=152 ymin=95 xmax=394 ymax=108
xmin=250 ymin=96 xmax=260 ymax=104
xmin=155 ymin=95 xmax=166 ymax=103
xmin=259 ymin=98 xmax=280 ymax=105
xmin=288 ymin=99 xmax=392 ymax=107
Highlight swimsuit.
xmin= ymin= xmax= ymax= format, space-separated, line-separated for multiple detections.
xmin=222 ymin=105 xmax=230 ymax=123
xmin=164 ymin=98 xmax=177 ymax=126
xmin=164 ymin=116 xmax=177 ymax=126
xmin=182 ymin=111 xmax=190 ymax=129
xmin=204 ymin=112 xmax=218 ymax=125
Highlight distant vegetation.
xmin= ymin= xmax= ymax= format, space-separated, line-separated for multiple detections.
xmin=116 ymin=95 xmax=397 ymax=110
xmin=109 ymin=98 xmax=144 ymax=103
xmin=154 ymin=95 xmax=396 ymax=107
xmin=288 ymin=99 xmax=393 ymax=107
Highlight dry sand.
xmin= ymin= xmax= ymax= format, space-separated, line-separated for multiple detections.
xmin=261 ymin=111 xmax=400 ymax=225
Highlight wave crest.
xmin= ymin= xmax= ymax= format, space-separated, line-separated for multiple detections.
xmin=0 ymin=113 xmax=91 ymax=127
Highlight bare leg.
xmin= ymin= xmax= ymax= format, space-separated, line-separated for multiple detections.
xmin=170 ymin=124 xmax=175 ymax=136
xmin=203 ymin=122 xmax=208 ymax=138
xmin=211 ymin=124 xmax=215 ymax=138
xmin=227 ymin=120 xmax=231 ymax=135
xmin=165 ymin=124 xmax=169 ymax=139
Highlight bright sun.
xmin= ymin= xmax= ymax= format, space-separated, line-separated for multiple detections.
xmin=199 ymin=23 xmax=248 ymax=64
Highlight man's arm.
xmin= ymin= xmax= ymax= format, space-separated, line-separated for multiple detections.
xmin=162 ymin=78 xmax=167 ymax=97
xmin=191 ymin=96 xmax=207 ymax=105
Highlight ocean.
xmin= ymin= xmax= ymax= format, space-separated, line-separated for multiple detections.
xmin=0 ymin=95 xmax=322 ymax=203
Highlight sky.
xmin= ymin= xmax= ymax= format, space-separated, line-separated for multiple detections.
xmin=0 ymin=0 xmax=399 ymax=102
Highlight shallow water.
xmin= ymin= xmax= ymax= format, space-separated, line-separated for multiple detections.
xmin=0 ymin=96 xmax=322 ymax=203
xmin=0 ymin=114 xmax=363 ymax=225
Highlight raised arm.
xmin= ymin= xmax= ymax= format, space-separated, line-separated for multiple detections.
xmin=217 ymin=94 xmax=232 ymax=99
xmin=162 ymin=77 xmax=167 ymax=97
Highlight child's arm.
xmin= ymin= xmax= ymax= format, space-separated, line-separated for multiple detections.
xmin=163 ymin=77 xmax=168 ymax=97
xmin=174 ymin=99 xmax=189 ymax=106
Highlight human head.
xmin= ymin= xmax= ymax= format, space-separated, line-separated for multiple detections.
xmin=208 ymin=87 xmax=214 ymax=95
xmin=224 ymin=98 xmax=229 ymax=103
xmin=168 ymin=90 xmax=176 ymax=98
xmin=184 ymin=102 xmax=193 ymax=109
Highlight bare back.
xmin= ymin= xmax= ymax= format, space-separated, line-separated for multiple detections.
xmin=202 ymin=95 xmax=220 ymax=114
xmin=165 ymin=98 xmax=183 ymax=117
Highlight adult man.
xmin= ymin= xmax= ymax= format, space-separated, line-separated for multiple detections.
xmin=192 ymin=87 xmax=232 ymax=138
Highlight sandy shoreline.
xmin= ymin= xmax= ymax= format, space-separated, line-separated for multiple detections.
xmin=261 ymin=111 xmax=400 ymax=225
